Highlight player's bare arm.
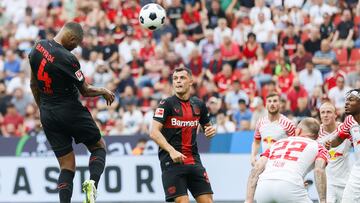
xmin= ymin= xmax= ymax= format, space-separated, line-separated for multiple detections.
xmin=314 ymin=158 xmax=327 ymax=203
xmin=250 ymin=140 xmax=261 ymax=166
xmin=245 ymin=156 xmax=267 ymax=203
xmin=30 ymin=69 xmax=41 ymax=107
xmin=150 ymin=120 xmax=187 ymax=163
xmin=78 ymin=81 xmax=115 ymax=105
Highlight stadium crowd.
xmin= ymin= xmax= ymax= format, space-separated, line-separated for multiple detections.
xmin=0 ymin=0 xmax=359 ymax=137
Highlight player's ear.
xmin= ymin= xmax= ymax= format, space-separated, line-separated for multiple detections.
xmin=295 ymin=128 xmax=301 ymax=136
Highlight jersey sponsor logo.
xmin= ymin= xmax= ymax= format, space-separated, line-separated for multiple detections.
xmin=329 ymin=149 xmax=343 ymax=160
xmin=171 ymin=118 xmax=199 ymax=127
xmin=75 ymin=70 xmax=84 ymax=81
xmin=154 ymin=108 xmax=164 ymax=118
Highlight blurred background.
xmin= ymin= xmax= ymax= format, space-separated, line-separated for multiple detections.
xmin=0 ymin=0 xmax=359 ymax=202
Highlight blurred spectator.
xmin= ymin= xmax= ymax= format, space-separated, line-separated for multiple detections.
xmin=320 ymin=13 xmax=335 ymax=41
xmin=198 ymin=29 xmax=217 ymax=65
xmin=240 ymin=69 xmax=257 ymax=98
xmin=249 ymin=48 xmax=272 ymax=89
xmin=242 ymin=32 xmax=259 ymax=62
xmin=232 ymin=17 xmax=252 ymax=47
xmin=212 ymin=63 xmax=236 ymax=94
xmin=324 ymin=60 xmax=346 ymax=92
xmin=207 ymin=96 xmax=221 ymax=125
xmin=304 ymin=27 xmax=321 ymax=55
xmin=108 ymin=119 xmax=125 ymax=136
xmin=1 ymin=103 xmax=24 ymax=137
xmin=4 ymin=50 xmax=21 ymax=81
xmin=309 ymin=86 xmax=325 ymax=110
xmin=92 ymin=61 xmax=113 ymax=87
xmin=167 ymin=0 xmax=184 ymax=29
xmin=281 ymin=24 xmax=300 ymax=57
xmin=220 ymin=33 xmax=241 ymax=68
xmin=233 ymin=99 xmax=252 ymax=130
xmin=187 ymin=48 xmax=204 ymax=78
xmin=250 ymin=97 xmax=266 ymax=130
xmin=141 ymin=98 xmax=158 ymax=134
xmin=7 ymin=70 xmax=30 ymax=94
xmin=299 ymin=61 xmax=323 ymax=95
xmin=224 ymin=80 xmax=249 ymax=112
xmin=207 ymin=0 xmax=226 ymax=29
xmin=23 ymin=103 xmax=38 ymax=135
xmin=287 ymin=78 xmax=308 ymax=112
xmin=214 ymin=110 xmax=236 ymax=133
xmin=328 ymin=75 xmax=351 ymax=115
xmin=121 ymin=97 xmax=143 ymax=135
xmin=313 ymin=39 xmax=336 ymax=76
xmin=206 ymin=49 xmax=222 ymax=75
xmin=277 ymin=62 xmax=295 ymax=94
xmin=213 ymin=18 xmax=232 ymax=47
xmin=128 ymin=49 xmax=145 ymax=79
xmin=132 ymin=138 xmax=147 ymax=155
xmin=250 ymin=0 xmax=271 ymax=24
xmin=252 ymin=12 xmax=276 ymax=53
xmin=309 ymin=0 xmax=332 ymax=25
xmin=294 ymin=97 xmax=312 ymax=121
xmin=0 ymin=81 xmax=12 ymax=115
xmin=10 ymin=87 xmax=32 ymax=116
xmin=118 ymin=29 xmax=141 ymax=63
xmin=346 ymin=61 xmax=360 ymax=88
xmin=174 ymin=34 xmax=196 ymax=63
xmin=332 ymin=9 xmax=354 ymax=49
xmin=291 ymin=44 xmax=313 ymax=72
xmin=14 ymin=15 xmax=38 ymax=52
xmin=182 ymin=3 xmax=203 ymax=41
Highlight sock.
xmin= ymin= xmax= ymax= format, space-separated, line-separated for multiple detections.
xmin=58 ymin=169 xmax=75 ymax=203
xmin=89 ymin=148 xmax=106 ymax=188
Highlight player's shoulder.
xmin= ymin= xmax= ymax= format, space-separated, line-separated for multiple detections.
xmin=190 ymin=96 xmax=205 ymax=106
xmin=279 ymin=114 xmax=295 ymax=125
xmin=159 ymin=96 xmax=175 ymax=106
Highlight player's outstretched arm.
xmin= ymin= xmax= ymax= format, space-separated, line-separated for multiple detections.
xmin=314 ymin=158 xmax=327 ymax=203
xmin=245 ymin=156 xmax=267 ymax=203
xmin=78 ymin=81 xmax=115 ymax=105
xmin=330 ymin=135 xmax=345 ymax=148
xmin=150 ymin=120 xmax=187 ymax=163
xmin=30 ymin=69 xmax=40 ymax=107
xmin=250 ymin=140 xmax=261 ymax=166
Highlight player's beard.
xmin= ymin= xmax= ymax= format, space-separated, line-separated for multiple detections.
xmin=268 ymin=108 xmax=279 ymax=115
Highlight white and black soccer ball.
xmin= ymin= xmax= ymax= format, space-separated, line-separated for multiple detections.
xmin=139 ymin=3 xmax=166 ymax=31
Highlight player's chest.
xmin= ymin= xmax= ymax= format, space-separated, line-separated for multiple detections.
xmin=165 ymin=102 xmax=201 ymax=128
xmin=350 ymin=125 xmax=360 ymax=146
xmin=259 ymin=123 xmax=287 ymax=140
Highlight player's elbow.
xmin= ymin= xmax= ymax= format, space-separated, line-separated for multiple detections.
xmin=149 ymin=129 xmax=158 ymax=140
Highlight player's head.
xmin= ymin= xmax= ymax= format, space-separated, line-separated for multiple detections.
xmin=265 ymin=92 xmax=280 ymax=115
xmin=319 ymin=102 xmax=337 ymax=126
xmin=172 ymin=66 xmax=193 ymax=96
xmin=57 ymin=22 xmax=84 ymax=51
xmin=345 ymin=89 xmax=360 ymax=115
xmin=296 ymin=117 xmax=320 ymax=140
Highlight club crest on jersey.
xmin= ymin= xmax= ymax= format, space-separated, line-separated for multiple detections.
xmin=160 ymin=100 xmax=165 ymax=105
xmin=193 ymin=106 xmax=200 ymax=115
xmin=154 ymin=108 xmax=164 ymax=118
xmin=75 ymin=70 xmax=84 ymax=81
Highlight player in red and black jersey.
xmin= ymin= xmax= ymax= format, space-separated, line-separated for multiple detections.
xmin=28 ymin=22 xmax=115 ymax=203
xmin=150 ymin=67 xmax=216 ymax=203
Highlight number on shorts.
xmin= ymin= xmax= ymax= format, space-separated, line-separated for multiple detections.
xmin=269 ymin=140 xmax=308 ymax=161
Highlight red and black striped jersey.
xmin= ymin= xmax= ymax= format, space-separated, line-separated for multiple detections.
xmin=153 ymin=95 xmax=210 ymax=168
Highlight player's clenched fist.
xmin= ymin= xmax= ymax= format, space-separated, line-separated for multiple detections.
xmin=169 ymin=149 xmax=187 ymax=163
xmin=204 ymin=126 xmax=216 ymax=138
xmin=102 ymin=88 xmax=115 ymax=106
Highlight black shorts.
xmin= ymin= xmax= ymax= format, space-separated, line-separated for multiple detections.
xmin=161 ymin=164 xmax=213 ymax=202
xmin=40 ymin=105 xmax=101 ymax=157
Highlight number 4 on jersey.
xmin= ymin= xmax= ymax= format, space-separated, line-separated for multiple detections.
xmin=37 ymin=58 xmax=53 ymax=94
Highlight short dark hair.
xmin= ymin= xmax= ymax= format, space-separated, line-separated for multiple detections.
xmin=266 ymin=92 xmax=280 ymax=99
xmin=305 ymin=61 xmax=314 ymax=66
xmin=173 ymin=66 xmax=193 ymax=77
xmin=64 ymin=22 xmax=84 ymax=40
xmin=247 ymin=32 xmax=256 ymax=40
xmin=238 ymin=99 xmax=246 ymax=104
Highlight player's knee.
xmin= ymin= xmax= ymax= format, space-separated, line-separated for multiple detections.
xmin=174 ymin=196 xmax=189 ymax=203
xmin=58 ymin=151 xmax=76 ymax=171
xmin=86 ymin=138 xmax=106 ymax=152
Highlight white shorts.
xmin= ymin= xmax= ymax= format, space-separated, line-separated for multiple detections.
xmin=327 ymin=184 xmax=345 ymax=203
xmin=255 ymin=179 xmax=312 ymax=203
xmin=342 ymin=168 xmax=360 ymax=203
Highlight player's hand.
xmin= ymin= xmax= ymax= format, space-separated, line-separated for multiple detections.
xmin=102 ymin=88 xmax=115 ymax=106
xmin=204 ymin=125 xmax=216 ymax=138
xmin=169 ymin=149 xmax=187 ymax=163
xmin=251 ymin=156 xmax=257 ymax=167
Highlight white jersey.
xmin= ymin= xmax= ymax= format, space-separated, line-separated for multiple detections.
xmin=317 ymin=123 xmax=351 ymax=187
xmin=259 ymin=136 xmax=329 ymax=187
xmin=254 ymin=114 xmax=296 ymax=152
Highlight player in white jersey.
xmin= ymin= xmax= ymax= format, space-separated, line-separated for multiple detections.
xmin=251 ymin=93 xmax=296 ymax=166
xmin=317 ymin=102 xmax=351 ymax=203
xmin=245 ymin=117 xmax=328 ymax=203
xmin=331 ymin=89 xmax=360 ymax=203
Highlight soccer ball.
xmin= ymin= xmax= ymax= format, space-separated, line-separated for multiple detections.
xmin=139 ymin=3 xmax=166 ymax=31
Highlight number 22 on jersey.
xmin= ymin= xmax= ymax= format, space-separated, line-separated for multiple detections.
xmin=269 ymin=140 xmax=308 ymax=161
xmin=37 ymin=58 xmax=53 ymax=94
